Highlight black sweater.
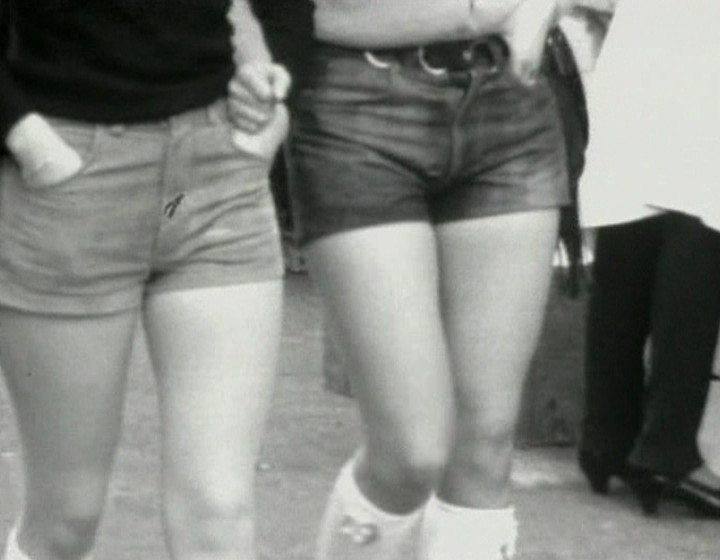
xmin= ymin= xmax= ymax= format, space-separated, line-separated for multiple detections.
xmin=251 ymin=0 xmax=314 ymax=92
xmin=0 ymin=0 xmax=235 ymax=144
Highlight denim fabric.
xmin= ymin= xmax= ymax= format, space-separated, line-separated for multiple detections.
xmin=289 ymin=42 xmax=568 ymax=245
xmin=0 ymin=100 xmax=283 ymax=315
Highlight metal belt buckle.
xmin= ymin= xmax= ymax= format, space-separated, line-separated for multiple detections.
xmin=417 ymin=46 xmax=448 ymax=76
xmin=364 ymin=51 xmax=392 ymax=69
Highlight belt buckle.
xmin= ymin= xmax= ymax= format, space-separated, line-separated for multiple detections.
xmin=364 ymin=51 xmax=393 ymax=69
xmin=418 ymin=40 xmax=505 ymax=76
xmin=418 ymin=46 xmax=449 ymax=76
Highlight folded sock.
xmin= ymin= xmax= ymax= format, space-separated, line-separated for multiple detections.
xmin=316 ymin=458 xmax=424 ymax=560
xmin=3 ymin=526 xmax=94 ymax=560
xmin=3 ymin=527 xmax=30 ymax=560
xmin=419 ymin=495 xmax=518 ymax=560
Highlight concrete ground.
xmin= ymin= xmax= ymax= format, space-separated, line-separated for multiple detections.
xmin=1 ymin=273 xmax=718 ymax=560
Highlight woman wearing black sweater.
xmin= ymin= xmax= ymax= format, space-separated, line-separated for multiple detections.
xmin=0 ymin=2 xmax=289 ymax=559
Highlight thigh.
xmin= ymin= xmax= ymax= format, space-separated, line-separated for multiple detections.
xmin=305 ymin=223 xmax=454 ymax=458
xmin=143 ymin=282 xmax=283 ymax=498
xmin=437 ymin=210 xmax=559 ymax=429
xmin=0 ymin=307 xmax=138 ymax=513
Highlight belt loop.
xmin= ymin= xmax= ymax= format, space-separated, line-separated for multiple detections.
xmin=418 ymin=46 xmax=449 ymax=76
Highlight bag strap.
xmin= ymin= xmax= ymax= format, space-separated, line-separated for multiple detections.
xmin=544 ymin=26 xmax=589 ymax=298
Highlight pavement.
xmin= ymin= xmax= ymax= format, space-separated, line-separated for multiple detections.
xmin=1 ymin=273 xmax=718 ymax=560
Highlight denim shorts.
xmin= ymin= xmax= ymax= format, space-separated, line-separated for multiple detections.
xmin=289 ymin=41 xmax=569 ymax=245
xmin=0 ymin=99 xmax=283 ymax=316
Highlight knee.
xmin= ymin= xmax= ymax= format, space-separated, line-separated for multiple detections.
xmin=454 ymin=409 xmax=517 ymax=473
xmin=164 ymin=477 xmax=255 ymax=553
xmin=25 ymin=497 xmax=103 ymax=559
xmin=194 ymin=483 xmax=253 ymax=523
xmin=459 ymin=393 xmax=519 ymax=443
xmin=369 ymin=436 xmax=450 ymax=493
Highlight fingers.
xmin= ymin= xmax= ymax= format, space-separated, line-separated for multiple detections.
xmin=506 ymin=33 xmax=543 ymax=86
xmin=229 ymin=62 xmax=292 ymax=133
xmin=236 ymin=61 xmax=292 ymax=103
xmin=22 ymin=127 xmax=83 ymax=188
xmin=228 ymin=80 xmax=275 ymax=133
xmin=23 ymin=145 xmax=83 ymax=189
xmin=268 ymin=64 xmax=292 ymax=101
xmin=6 ymin=113 xmax=84 ymax=188
xmin=229 ymin=103 xmax=289 ymax=161
xmin=237 ymin=62 xmax=274 ymax=102
xmin=510 ymin=49 xmax=544 ymax=86
xmin=503 ymin=0 xmax=559 ymax=86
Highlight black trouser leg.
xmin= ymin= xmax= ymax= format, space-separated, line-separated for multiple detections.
xmin=631 ymin=213 xmax=720 ymax=477
xmin=581 ymin=217 xmax=664 ymax=468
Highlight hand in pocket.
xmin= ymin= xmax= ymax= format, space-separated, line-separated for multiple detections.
xmin=6 ymin=113 xmax=83 ymax=188
xmin=229 ymin=103 xmax=289 ymax=162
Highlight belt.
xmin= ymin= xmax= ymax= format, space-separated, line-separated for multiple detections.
xmin=366 ymin=36 xmax=510 ymax=76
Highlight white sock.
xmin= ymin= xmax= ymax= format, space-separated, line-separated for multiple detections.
xmin=419 ymin=495 xmax=518 ymax=560
xmin=3 ymin=527 xmax=30 ymax=560
xmin=316 ymin=458 xmax=424 ymax=560
xmin=3 ymin=526 xmax=94 ymax=560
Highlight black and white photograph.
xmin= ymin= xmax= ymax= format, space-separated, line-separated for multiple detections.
xmin=0 ymin=1 xmax=719 ymax=559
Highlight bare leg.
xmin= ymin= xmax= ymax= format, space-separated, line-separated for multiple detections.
xmin=0 ymin=308 xmax=138 ymax=560
xmin=306 ymin=223 xmax=454 ymax=514
xmin=143 ymin=282 xmax=283 ymax=560
xmin=437 ymin=209 xmax=559 ymax=507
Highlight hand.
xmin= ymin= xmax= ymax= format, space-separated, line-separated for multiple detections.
xmin=503 ymin=0 xmax=560 ymax=86
xmin=229 ymin=102 xmax=289 ymax=162
xmin=6 ymin=113 xmax=83 ymax=188
xmin=229 ymin=61 xmax=292 ymax=134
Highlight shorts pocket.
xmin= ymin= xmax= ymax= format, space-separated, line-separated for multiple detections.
xmin=190 ymin=123 xmax=273 ymax=200
xmin=21 ymin=119 xmax=101 ymax=190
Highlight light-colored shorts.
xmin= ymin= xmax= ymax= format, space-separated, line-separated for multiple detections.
xmin=0 ymin=99 xmax=283 ymax=316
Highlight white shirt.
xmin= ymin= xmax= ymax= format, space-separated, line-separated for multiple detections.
xmin=579 ymin=0 xmax=720 ymax=232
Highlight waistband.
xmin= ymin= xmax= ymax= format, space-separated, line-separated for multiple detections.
xmin=315 ymin=36 xmax=510 ymax=76
xmin=46 ymin=98 xmax=232 ymax=135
